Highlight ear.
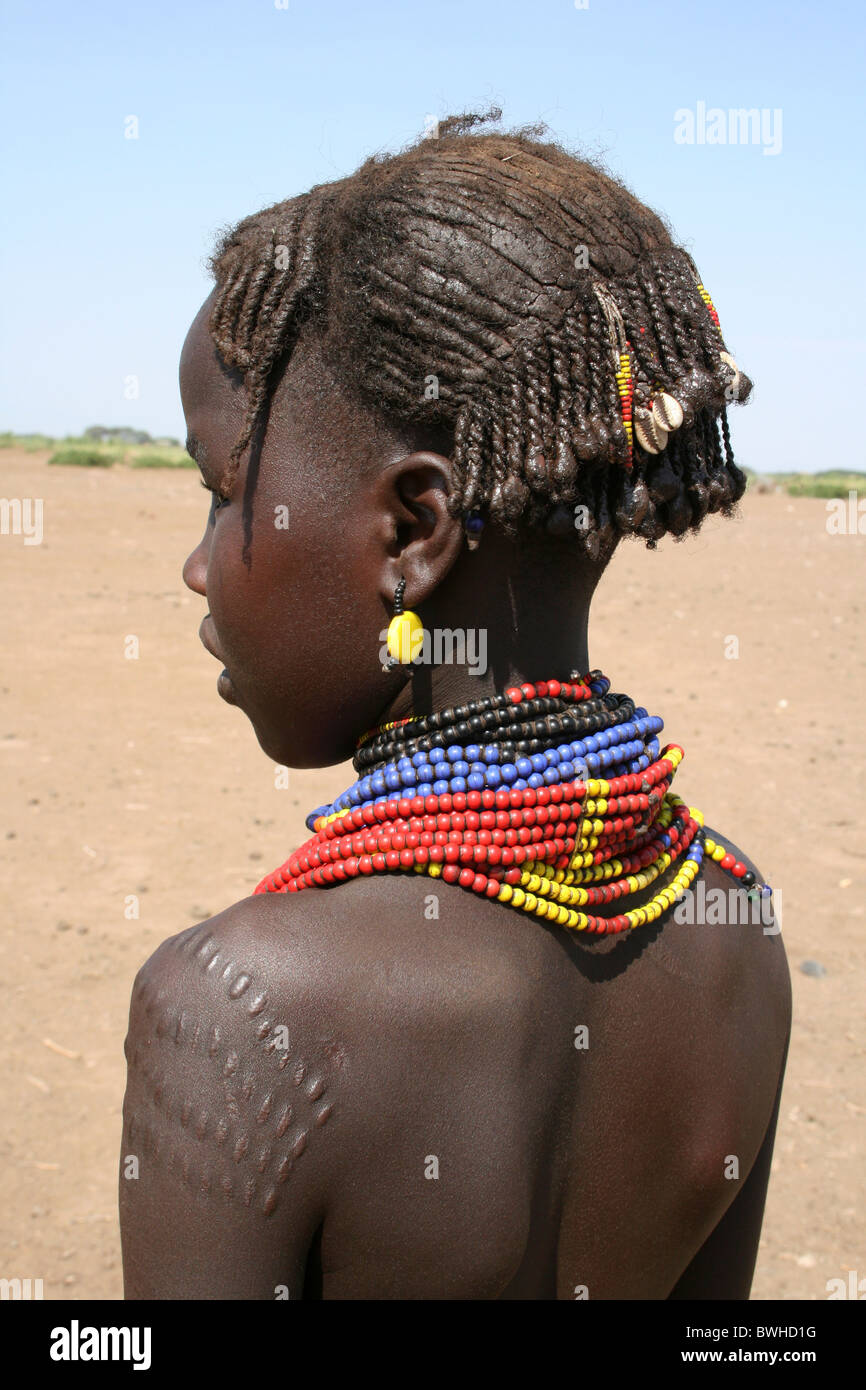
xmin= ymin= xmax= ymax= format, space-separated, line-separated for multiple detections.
xmin=372 ymin=451 xmax=466 ymax=609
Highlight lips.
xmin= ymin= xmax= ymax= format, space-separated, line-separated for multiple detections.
xmin=198 ymin=615 xmax=225 ymax=664
xmin=198 ymin=616 xmax=238 ymax=705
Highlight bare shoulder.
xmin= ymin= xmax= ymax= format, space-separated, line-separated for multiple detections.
xmin=127 ymin=872 xmax=516 ymax=1046
xmin=120 ymin=890 xmax=367 ymax=1298
xmin=123 ymin=887 xmax=372 ymax=1182
xmin=129 ymin=888 xmax=359 ymax=1031
xmin=122 ymin=877 xmax=474 ymax=1211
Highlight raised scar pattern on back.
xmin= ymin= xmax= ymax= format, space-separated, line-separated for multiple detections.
xmin=122 ymin=924 xmax=344 ymax=1218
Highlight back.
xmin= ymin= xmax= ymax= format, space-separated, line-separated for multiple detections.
xmin=307 ymin=855 xmax=790 ymax=1299
xmin=120 ymin=843 xmax=791 ymax=1300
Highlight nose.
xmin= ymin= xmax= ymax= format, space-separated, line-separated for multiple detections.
xmin=182 ymin=524 xmax=209 ymax=597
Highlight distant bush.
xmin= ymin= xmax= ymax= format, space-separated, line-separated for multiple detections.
xmin=785 ymin=473 xmax=866 ymax=499
xmin=747 ymin=471 xmax=866 ymax=499
xmin=3 ymin=431 xmax=188 ymax=464
xmin=48 ymin=447 xmax=119 ymax=468
xmin=812 ymin=468 xmax=866 ymax=478
xmin=128 ymin=449 xmax=194 ymax=469
xmin=0 ymin=432 xmax=56 ymax=451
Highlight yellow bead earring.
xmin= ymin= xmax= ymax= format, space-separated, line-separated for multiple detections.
xmin=386 ymin=576 xmax=424 ymax=669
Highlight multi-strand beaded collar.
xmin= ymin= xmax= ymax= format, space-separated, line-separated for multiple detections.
xmin=254 ymin=673 xmax=768 ymax=934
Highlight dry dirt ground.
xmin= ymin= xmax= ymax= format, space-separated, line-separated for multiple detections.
xmin=1 ymin=449 xmax=863 ymax=1301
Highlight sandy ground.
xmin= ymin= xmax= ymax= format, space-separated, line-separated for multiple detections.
xmin=1 ymin=449 xmax=863 ymax=1301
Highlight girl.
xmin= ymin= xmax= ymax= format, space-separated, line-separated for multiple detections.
xmin=120 ymin=112 xmax=791 ymax=1300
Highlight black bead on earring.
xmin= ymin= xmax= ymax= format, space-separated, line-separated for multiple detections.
xmin=385 ymin=577 xmax=423 ymax=669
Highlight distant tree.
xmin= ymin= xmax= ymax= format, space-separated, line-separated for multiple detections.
xmin=84 ymin=425 xmax=153 ymax=445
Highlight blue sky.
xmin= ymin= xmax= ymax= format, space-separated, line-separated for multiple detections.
xmin=2 ymin=0 xmax=863 ymax=473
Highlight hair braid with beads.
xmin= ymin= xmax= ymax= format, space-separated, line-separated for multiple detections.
xmin=207 ymin=109 xmax=751 ymax=550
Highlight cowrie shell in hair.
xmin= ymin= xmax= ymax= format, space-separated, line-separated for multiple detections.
xmin=651 ymin=392 xmax=684 ymax=432
xmin=634 ymin=407 xmax=668 ymax=455
xmin=719 ymin=350 xmax=741 ymax=392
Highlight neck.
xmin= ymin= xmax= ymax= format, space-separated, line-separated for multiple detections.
xmin=377 ymin=547 xmax=599 ymax=730
xmin=379 ymin=628 xmax=591 ymax=728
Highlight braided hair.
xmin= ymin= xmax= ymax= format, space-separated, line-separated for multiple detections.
xmin=207 ymin=109 xmax=752 ymax=554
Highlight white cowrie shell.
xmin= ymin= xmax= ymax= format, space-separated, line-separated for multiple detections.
xmin=651 ymin=392 xmax=684 ymax=432
xmin=634 ymin=407 xmax=668 ymax=455
xmin=718 ymin=350 xmax=742 ymax=394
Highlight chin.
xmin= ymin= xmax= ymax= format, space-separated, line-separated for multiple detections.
xmin=252 ymin=720 xmax=354 ymax=772
xmin=253 ymin=722 xmax=295 ymax=766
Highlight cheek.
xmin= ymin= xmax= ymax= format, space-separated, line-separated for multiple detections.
xmin=207 ymin=512 xmax=290 ymax=656
xmin=206 ymin=502 xmax=355 ymax=681
xmin=202 ymin=493 xmax=390 ymax=761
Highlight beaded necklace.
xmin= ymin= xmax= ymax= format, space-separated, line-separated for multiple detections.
xmin=254 ymin=673 xmax=769 ymax=934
